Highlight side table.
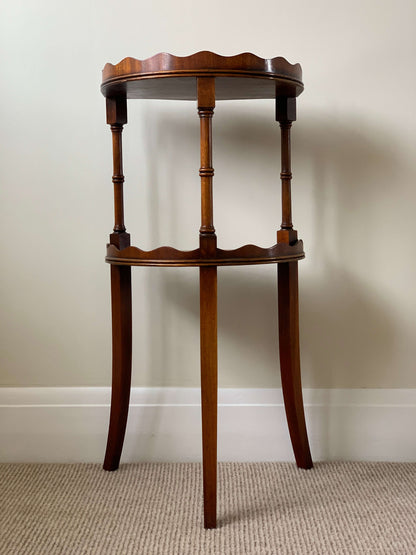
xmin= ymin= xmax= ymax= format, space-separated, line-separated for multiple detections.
xmin=100 ymin=51 xmax=313 ymax=529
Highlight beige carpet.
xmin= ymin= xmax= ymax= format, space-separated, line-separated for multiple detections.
xmin=1 ymin=462 xmax=415 ymax=554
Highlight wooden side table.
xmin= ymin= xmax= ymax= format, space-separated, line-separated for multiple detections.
xmin=100 ymin=51 xmax=313 ymax=529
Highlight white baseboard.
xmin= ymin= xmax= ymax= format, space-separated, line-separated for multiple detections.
xmin=0 ymin=388 xmax=415 ymax=463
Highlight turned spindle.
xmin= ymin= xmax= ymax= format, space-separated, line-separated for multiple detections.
xmin=107 ymin=97 xmax=130 ymax=249
xmin=276 ymin=96 xmax=297 ymax=244
xmin=198 ymin=78 xmax=216 ymax=253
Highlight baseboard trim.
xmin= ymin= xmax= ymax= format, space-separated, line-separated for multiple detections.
xmin=0 ymin=387 xmax=415 ymax=463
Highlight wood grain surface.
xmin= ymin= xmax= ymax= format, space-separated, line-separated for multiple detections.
xmin=101 ymin=51 xmax=303 ymax=100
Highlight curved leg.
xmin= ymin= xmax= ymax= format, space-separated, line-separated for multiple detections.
xmin=103 ymin=264 xmax=132 ymax=471
xmin=278 ymin=261 xmax=313 ymax=469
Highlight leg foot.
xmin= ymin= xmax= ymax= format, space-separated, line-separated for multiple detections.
xmin=200 ymin=266 xmax=218 ymax=528
xmin=103 ymin=264 xmax=132 ymax=471
xmin=278 ymin=261 xmax=312 ymax=469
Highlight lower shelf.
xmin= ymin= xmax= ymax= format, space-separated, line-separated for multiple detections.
xmin=106 ymin=241 xmax=305 ymax=267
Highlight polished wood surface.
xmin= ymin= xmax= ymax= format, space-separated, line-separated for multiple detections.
xmin=103 ymin=98 xmax=133 ymax=471
xmin=199 ymin=265 xmax=217 ymax=529
xmin=197 ymin=77 xmax=218 ymax=529
xmin=278 ymin=261 xmax=313 ymax=469
xmin=107 ymin=98 xmax=127 ymax=233
xmin=105 ymin=241 xmax=304 ymax=266
xmin=101 ymin=52 xmax=312 ymax=529
xmin=103 ymin=263 xmax=132 ymax=471
xmin=276 ymin=97 xmax=312 ymax=469
xmin=101 ymin=51 xmax=303 ymax=100
xmin=198 ymin=77 xmax=216 ymax=236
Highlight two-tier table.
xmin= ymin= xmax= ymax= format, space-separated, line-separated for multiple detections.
xmin=100 ymin=51 xmax=313 ymax=529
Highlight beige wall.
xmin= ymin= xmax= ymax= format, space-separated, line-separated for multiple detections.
xmin=1 ymin=0 xmax=415 ymax=388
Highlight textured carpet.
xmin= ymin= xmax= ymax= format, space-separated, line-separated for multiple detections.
xmin=1 ymin=462 xmax=415 ymax=554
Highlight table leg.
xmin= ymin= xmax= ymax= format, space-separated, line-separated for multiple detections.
xmin=200 ymin=265 xmax=218 ymax=528
xmin=278 ymin=261 xmax=313 ymax=469
xmin=103 ymin=264 xmax=132 ymax=471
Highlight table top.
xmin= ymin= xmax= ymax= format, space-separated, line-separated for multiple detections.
xmin=101 ymin=51 xmax=303 ymax=100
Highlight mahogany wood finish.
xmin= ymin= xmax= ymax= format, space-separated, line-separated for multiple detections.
xmin=107 ymin=98 xmax=127 ymax=234
xmin=197 ymin=77 xmax=218 ymax=528
xmin=103 ymin=98 xmax=133 ymax=471
xmin=199 ymin=266 xmax=218 ymax=529
xmin=105 ymin=241 xmax=305 ymax=267
xmin=101 ymin=52 xmax=313 ymax=528
xmin=279 ymin=122 xmax=293 ymax=231
xmin=198 ymin=77 xmax=216 ymax=238
xmin=103 ymin=263 xmax=132 ymax=471
xmin=101 ymin=51 xmax=303 ymax=100
xmin=276 ymin=97 xmax=312 ymax=470
xmin=278 ymin=261 xmax=312 ymax=469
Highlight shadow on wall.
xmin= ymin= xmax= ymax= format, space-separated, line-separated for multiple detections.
xmin=135 ymin=106 xmax=399 ymax=388
xmin=298 ymin=112 xmax=398 ymax=388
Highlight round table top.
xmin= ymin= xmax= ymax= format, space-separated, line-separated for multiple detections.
xmin=101 ymin=51 xmax=303 ymax=100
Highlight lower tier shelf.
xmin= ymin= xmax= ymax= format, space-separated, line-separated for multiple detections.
xmin=106 ymin=241 xmax=305 ymax=267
